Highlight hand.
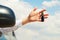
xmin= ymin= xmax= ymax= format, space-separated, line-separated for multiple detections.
xmin=22 ymin=8 xmax=49 ymax=25
xmin=28 ymin=8 xmax=48 ymax=22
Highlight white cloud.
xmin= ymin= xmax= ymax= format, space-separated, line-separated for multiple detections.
xmin=15 ymin=14 xmax=60 ymax=40
xmin=42 ymin=1 xmax=60 ymax=7
xmin=15 ymin=28 xmax=39 ymax=40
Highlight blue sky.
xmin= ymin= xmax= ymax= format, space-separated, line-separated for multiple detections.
xmin=23 ymin=0 xmax=50 ymax=8
xmin=23 ymin=0 xmax=60 ymax=15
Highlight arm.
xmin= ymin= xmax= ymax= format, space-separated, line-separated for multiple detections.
xmin=22 ymin=8 xmax=48 ymax=25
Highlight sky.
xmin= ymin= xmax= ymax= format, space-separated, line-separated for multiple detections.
xmin=23 ymin=0 xmax=60 ymax=15
xmin=0 ymin=0 xmax=60 ymax=40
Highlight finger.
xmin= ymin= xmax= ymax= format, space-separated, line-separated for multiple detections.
xmin=38 ymin=9 xmax=46 ymax=16
xmin=39 ymin=9 xmax=46 ymax=13
xmin=44 ymin=16 xmax=48 ymax=19
xmin=44 ymin=14 xmax=49 ymax=16
xmin=29 ymin=8 xmax=37 ymax=17
xmin=39 ymin=16 xmax=48 ymax=19
xmin=32 ymin=7 xmax=37 ymax=11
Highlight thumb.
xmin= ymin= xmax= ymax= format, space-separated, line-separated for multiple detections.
xmin=32 ymin=7 xmax=37 ymax=11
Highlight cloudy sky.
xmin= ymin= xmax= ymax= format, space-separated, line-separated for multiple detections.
xmin=0 ymin=0 xmax=60 ymax=40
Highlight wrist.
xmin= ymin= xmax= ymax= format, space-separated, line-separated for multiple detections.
xmin=22 ymin=17 xmax=30 ymax=25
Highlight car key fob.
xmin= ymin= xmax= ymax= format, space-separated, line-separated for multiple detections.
xmin=41 ymin=12 xmax=44 ymax=22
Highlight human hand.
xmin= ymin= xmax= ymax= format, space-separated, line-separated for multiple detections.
xmin=22 ymin=8 xmax=49 ymax=25
xmin=28 ymin=8 xmax=48 ymax=22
